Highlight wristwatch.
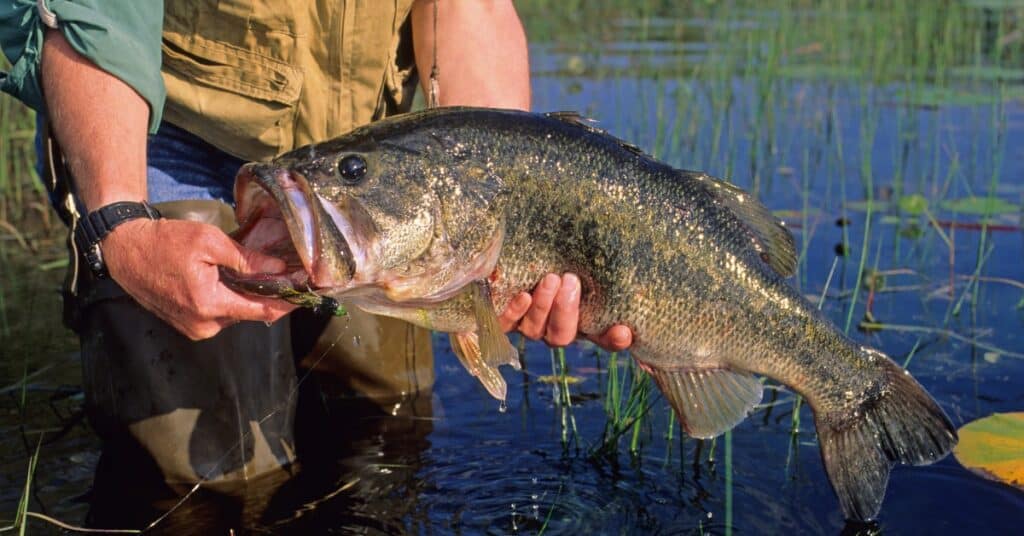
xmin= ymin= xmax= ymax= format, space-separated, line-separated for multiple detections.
xmin=73 ymin=201 xmax=162 ymax=278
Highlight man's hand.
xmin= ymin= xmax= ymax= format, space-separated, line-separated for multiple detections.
xmin=42 ymin=30 xmax=292 ymax=340
xmin=101 ymin=218 xmax=296 ymax=340
xmin=499 ymin=273 xmax=633 ymax=352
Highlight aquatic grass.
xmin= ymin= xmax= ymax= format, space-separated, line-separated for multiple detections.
xmin=0 ymin=434 xmax=41 ymax=535
xmin=594 ymin=357 xmax=655 ymax=458
xmin=952 ymin=92 xmax=1007 ymax=319
xmin=724 ymin=429 xmax=733 ymax=536
xmin=524 ymin=5 xmax=1022 ymax=529
xmin=551 ymin=347 xmax=581 ymax=450
xmin=842 ymin=90 xmax=880 ymax=335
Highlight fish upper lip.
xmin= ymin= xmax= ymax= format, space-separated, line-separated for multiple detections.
xmin=234 ymin=163 xmax=355 ymax=289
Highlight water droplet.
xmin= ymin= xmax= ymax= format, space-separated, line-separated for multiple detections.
xmin=531 ymin=477 xmax=538 ymax=484
xmin=510 ymin=503 xmax=517 ymax=510
xmin=498 ymin=400 xmax=508 ymax=413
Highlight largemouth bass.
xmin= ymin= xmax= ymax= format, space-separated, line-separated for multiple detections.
xmin=223 ymin=107 xmax=956 ymax=521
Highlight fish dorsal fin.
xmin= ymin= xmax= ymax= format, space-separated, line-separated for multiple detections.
xmin=450 ymin=332 xmax=509 ymax=401
xmin=545 ymin=111 xmax=646 ymax=156
xmin=702 ymin=175 xmax=797 ymax=277
xmin=643 ymin=364 xmax=763 ymax=438
xmin=469 ymin=280 xmax=521 ymax=371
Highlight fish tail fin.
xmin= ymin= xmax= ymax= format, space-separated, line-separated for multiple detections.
xmin=814 ymin=358 xmax=957 ymax=521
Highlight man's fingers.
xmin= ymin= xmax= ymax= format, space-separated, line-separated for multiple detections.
xmin=544 ymin=273 xmax=580 ymax=346
xmin=499 ymin=292 xmax=532 ymax=332
xmin=207 ymin=232 xmax=287 ymax=274
xmin=217 ymin=289 xmax=297 ymax=324
xmin=518 ymin=273 xmax=560 ymax=339
xmin=590 ymin=324 xmax=633 ymax=352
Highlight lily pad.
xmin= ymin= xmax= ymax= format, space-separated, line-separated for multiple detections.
xmin=897 ymin=194 xmax=929 ymax=216
xmin=953 ymin=412 xmax=1024 ymax=490
xmin=941 ymin=197 xmax=1020 ymax=216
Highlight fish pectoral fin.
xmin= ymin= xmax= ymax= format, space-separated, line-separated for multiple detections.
xmin=450 ymin=332 xmax=508 ymax=401
xmin=643 ymin=363 xmax=763 ymax=439
xmin=469 ymin=280 xmax=522 ymax=371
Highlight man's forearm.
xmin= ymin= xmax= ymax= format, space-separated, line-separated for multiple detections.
xmin=411 ymin=0 xmax=530 ymax=110
xmin=42 ymin=29 xmax=149 ymax=211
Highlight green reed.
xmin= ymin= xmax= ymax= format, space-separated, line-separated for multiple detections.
xmin=0 ymin=434 xmax=41 ymax=535
xmin=595 ymin=353 xmax=654 ymax=457
xmin=551 ymin=347 xmax=581 ymax=450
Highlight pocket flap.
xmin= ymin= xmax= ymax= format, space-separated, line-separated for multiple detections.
xmin=162 ymin=33 xmax=302 ymax=105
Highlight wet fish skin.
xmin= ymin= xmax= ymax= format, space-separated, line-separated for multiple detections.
xmin=231 ymin=107 xmax=956 ymax=521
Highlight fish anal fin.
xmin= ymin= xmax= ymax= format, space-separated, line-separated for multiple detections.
xmin=450 ymin=332 xmax=508 ymax=401
xmin=702 ymin=175 xmax=798 ymax=277
xmin=470 ymin=280 xmax=521 ymax=371
xmin=644 ymin=364 xmax=763 ymax=439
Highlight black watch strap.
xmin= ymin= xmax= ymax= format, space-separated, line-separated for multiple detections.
xmin=73 ymin=201 xmax=162 ymax=277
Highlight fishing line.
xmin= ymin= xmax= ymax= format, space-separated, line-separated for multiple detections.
xmin=428 ymin=0 xmax=440 ymax=108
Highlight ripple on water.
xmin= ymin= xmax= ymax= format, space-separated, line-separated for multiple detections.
xmin=414 ymin=445 xmax=721 ymax=534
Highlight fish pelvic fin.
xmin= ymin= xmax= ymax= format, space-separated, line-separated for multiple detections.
xmin=450 ymin=332 xmax=508 ymax=401
xmin=815 ymin=358 xmax=957 ymax=521
xmin=643 ymin=364 xmax=763 ymax=439
xmin=470 ymin=280 xmax=521 ymax=369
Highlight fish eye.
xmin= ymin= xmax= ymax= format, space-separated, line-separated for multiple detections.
xmin=338 ymin=155 xmax=367 ymax=185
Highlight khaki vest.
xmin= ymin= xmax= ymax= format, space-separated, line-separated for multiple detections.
xmin=161 ymin=0 xmax=418 ymax=162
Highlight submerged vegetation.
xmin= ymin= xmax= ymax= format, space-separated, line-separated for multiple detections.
xmin=1 ymin=0 xmax=1022 ymax=532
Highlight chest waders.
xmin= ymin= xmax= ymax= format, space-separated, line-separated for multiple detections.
xmin=41 ymin=0 xmax=434 ymax=493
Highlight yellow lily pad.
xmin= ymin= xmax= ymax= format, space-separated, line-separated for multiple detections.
xmin=537 ymin=375 xmax=585 ymax=385
xmin=953 ymin=412 xmax=1024 ymax=490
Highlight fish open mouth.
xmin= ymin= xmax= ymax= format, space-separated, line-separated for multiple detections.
xmin=221 ymin=163 xmax=355 ymax=300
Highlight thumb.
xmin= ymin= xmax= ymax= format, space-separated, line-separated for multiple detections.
xmin=210 ymin=234 xmax=288 ymax=274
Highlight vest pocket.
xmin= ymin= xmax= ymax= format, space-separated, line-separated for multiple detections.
xmin=161 ymin=33 xmax=304 ymax=161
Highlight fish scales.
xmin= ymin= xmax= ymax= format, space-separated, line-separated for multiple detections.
xmin=225 ymin=107 xmax=957 ymax=521
xmin=439 ymin=111 xmax=873 ymax=406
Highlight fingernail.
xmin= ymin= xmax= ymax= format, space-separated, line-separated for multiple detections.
xmin=563 ymin=273 xmax=580 ymax=297
xmin=613 ymin=329 xmax=632 ymax=349
xmin=541 ymin=273 xmax=559 ymax=291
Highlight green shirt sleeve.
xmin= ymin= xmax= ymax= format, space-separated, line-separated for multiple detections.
xmin=0 ymin=0 xmax=165 ymax=133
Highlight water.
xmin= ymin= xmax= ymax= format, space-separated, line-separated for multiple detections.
xmin=3 ymin=2 xmax=1024 ymax=533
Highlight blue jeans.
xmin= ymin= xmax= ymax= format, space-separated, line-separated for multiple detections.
xmin=37 ymin=119 xmax=246 ymax=207
xmin=146 ymin=122 xmax=247 ymax=204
